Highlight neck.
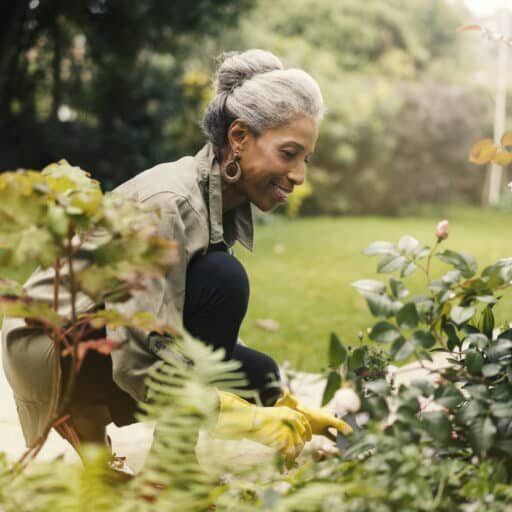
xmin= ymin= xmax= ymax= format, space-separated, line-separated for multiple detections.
xmin=221 ymin=182 xmax=247 ymax=213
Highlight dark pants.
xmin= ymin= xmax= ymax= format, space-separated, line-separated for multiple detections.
xmin=183 ymin=250 xmax=281 ymax=406
xmin=66 ymin=250 xmax=281 ymax=427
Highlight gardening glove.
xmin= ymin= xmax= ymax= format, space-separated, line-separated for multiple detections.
xmin=213 ymin=391 xmax=312 ymax=463
xmin=275 ymin=390 xmax=353 ymax=442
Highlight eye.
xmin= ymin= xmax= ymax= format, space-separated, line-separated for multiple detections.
xmin=280 ymin=149 xmax=297 ymax=160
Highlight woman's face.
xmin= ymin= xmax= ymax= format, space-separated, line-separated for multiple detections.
xmin=232 ymin=115 xmax=318 ymax=212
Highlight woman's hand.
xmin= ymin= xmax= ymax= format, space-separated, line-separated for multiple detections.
xmin=213 ymin=391 xmax=312 ymax=464
xmin=275 ymin=390 xmax=353 ymax=441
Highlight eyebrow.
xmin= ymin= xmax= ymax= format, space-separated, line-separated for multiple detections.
xmin=282 ymin=141 xmax=305 ymax=150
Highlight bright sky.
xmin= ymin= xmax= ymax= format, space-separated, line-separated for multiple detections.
xmin=465 ymin=0 xmax=512 ymax=16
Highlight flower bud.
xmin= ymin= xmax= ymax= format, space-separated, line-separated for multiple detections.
xmin=436 ymin=219 xmax=449 ymax=241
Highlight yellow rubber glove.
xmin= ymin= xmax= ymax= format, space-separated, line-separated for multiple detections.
xmin=275 ymin=390 xmax=353 ymax=440
xmin=213 ymin=391 xmax=312 ymax=463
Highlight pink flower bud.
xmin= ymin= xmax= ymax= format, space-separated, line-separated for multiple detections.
xmin=436 ymin=219 xmax=449 ymax=241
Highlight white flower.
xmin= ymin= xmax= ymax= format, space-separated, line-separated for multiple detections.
xmin=334 ymin=388 xmax=361 ymax=414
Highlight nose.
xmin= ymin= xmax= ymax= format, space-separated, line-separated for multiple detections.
xmin=287 ymin=163 xmax=305 ymax=187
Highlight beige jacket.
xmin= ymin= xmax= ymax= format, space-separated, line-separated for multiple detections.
xmin=1 ymin=143 xmax=254 ymax=445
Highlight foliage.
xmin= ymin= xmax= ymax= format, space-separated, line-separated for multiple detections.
xmin=212 ymin=220 xmax=512 ymax=510
xmin=5 ymin=166 xmax=512 ymax=509
xmin=0 ymin=336 xmax=250 ymax=512
xmin=193 ymin=0 xmax=491 ymax=215
xmin=0 ymin=161 xmax=178 ymax=462
xmin=0 ymin=1 xmax=250 ymax=188
xmin=469 ymin=132 xmax=512 ymax=167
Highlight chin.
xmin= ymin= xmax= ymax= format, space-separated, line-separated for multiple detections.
xmin=253 ymin=198 xmax=278 ymax=212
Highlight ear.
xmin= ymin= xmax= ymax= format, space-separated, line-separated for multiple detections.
xmin=227 ymin=119 xmax=249 ymax=152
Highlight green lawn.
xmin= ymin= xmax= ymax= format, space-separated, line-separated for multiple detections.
xmin=237 ymin=207 xmax=512 ymax=372
xmin=3 ymin=206 xmax=512 ymax=373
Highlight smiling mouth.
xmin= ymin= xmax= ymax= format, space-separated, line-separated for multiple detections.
xmin=271 ymin=182 xmax=293 ymax=202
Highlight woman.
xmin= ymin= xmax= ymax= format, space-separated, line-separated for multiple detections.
xmin=2 ymin=49 xmax=350 ymax=464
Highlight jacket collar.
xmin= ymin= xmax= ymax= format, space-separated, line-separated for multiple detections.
xmin=195 ymin=143 xmax=254 ymax=251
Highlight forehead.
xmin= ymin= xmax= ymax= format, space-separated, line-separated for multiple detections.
xmin=260 ymin=115 xmax=318 ymax=152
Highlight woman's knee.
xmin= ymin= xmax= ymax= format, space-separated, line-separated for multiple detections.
xmin=186 ymin=251 xmax=249 ymax=310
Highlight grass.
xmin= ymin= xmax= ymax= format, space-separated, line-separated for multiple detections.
xmin=237 ymin=206 xmax=512 ymax=372
xmin=2 ymin=206 xmax=512 ymax=373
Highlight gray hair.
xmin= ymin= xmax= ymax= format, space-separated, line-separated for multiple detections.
xmin=202 ymin=49 xmax=324 ymax=154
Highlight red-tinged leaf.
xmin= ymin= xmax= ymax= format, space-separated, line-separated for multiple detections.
xmin=61 ymin=338 xmax=123 ymax=370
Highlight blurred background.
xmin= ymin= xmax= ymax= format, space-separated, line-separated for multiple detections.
xmin=1 ymin=0 xmax=510 ymax=214
xmin=2 ymin=0 xmax=512 ymax=370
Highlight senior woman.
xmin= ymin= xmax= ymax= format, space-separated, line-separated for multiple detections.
xmin=2 ymin=49 xmax=351 ymax=464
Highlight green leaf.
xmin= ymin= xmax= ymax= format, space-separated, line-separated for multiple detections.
xmin=328 ymin=332 xmax=347 ymax=367
xmin=389 ymin=277 xmax=409 ymax=299
xmin=352 ymin=279 xmax=386 ymax=295
xmin=490 ymin=402 xmax=512 ymax=418
xmin=482 ymin=363 xmax=501 ymax=378
xmin=400 ymin=260 xmax=417 ymax=277
xmin=411 ymin=330 xmax=436 ymax=349
xmin=465 ymin=350 xmax=484 ymax=376
xmin=443 ymin=321 xmax=459 ymax=351
xmin=397 ymin=235 xmax=419 ymax=255
xmin=468 ymin=416 xmax=496 ymax=456
xmin=321 ymin=370 xmax=341 ymax=406
xmin=369 ymin=321 xmax=402 ymax=343
xmin=478 ymin=306 xmax=495 ymax=338
xmin=365 ymin=379 xmax=390 ymax=395
xmin=456 ymin=400 xmax=485 ymax=425
xmin=348 ymin=346 xmax=366 ymax=370
xmin=410 ymin=379 xmax=434 ymax=396
xmin=0 ymin=296 xmax=62 ymax=326
xmin=364 ymin=292 xmax=395 ymax=318
xmin=391 ymin=338 xmax=415 ymax=361
xmin=434 ymin=384 xmax=464 ymax=409
xmin=475 ymin=295 xmax=498 ymax=305
xmin=482 ymin=259 xmax=512 ymax=288
xmin=441 ymin=270 xmax=462 ymax=284
xmin=450 ymin=305 xmax=476 ymax=325
xmin=487 ymin=338 xmax=512 ymax=362
xmin=423 ymin=411 xmax=452 ymax=443
xmin=465 ymin=385 xmax=489 ymax=400
xmin=413 ymin=295 xmax=434 ymax=320
xmin=437 ymin=250 xmax=477 ymax=278
xmin=428 ymin=279 xmax=448 ymax=294
xmin=377 ymin=254 xmax=407 ymax=273
xmin=464 ymin=333 xmax=489 ymax=349
xmin=414 ymin=246 xmax=431 ymax=260
xmin=396 ymin=303 xmax=419 ymax=329
xmin=363 ymin=241 xmax=395 ymax=256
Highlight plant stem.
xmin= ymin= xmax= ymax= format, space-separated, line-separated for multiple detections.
xmin=426 ymin=240 xmax=441 ymax=282
xmin=61 ymin=224 xmax=78 ymax=410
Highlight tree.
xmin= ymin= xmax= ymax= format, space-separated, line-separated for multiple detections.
xmin=0 ymin=0 xmax=251 ymax=187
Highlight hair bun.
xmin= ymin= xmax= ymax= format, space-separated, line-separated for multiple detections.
xmin=215 ymin=49 xmax=283 ymax=94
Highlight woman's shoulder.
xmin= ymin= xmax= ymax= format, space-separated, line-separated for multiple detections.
xmin=114 ymin=153 xmax=202 ymax=204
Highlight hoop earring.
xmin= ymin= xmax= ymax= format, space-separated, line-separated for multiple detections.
xmin=221 ymin=151 xmax=242 ymax=183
